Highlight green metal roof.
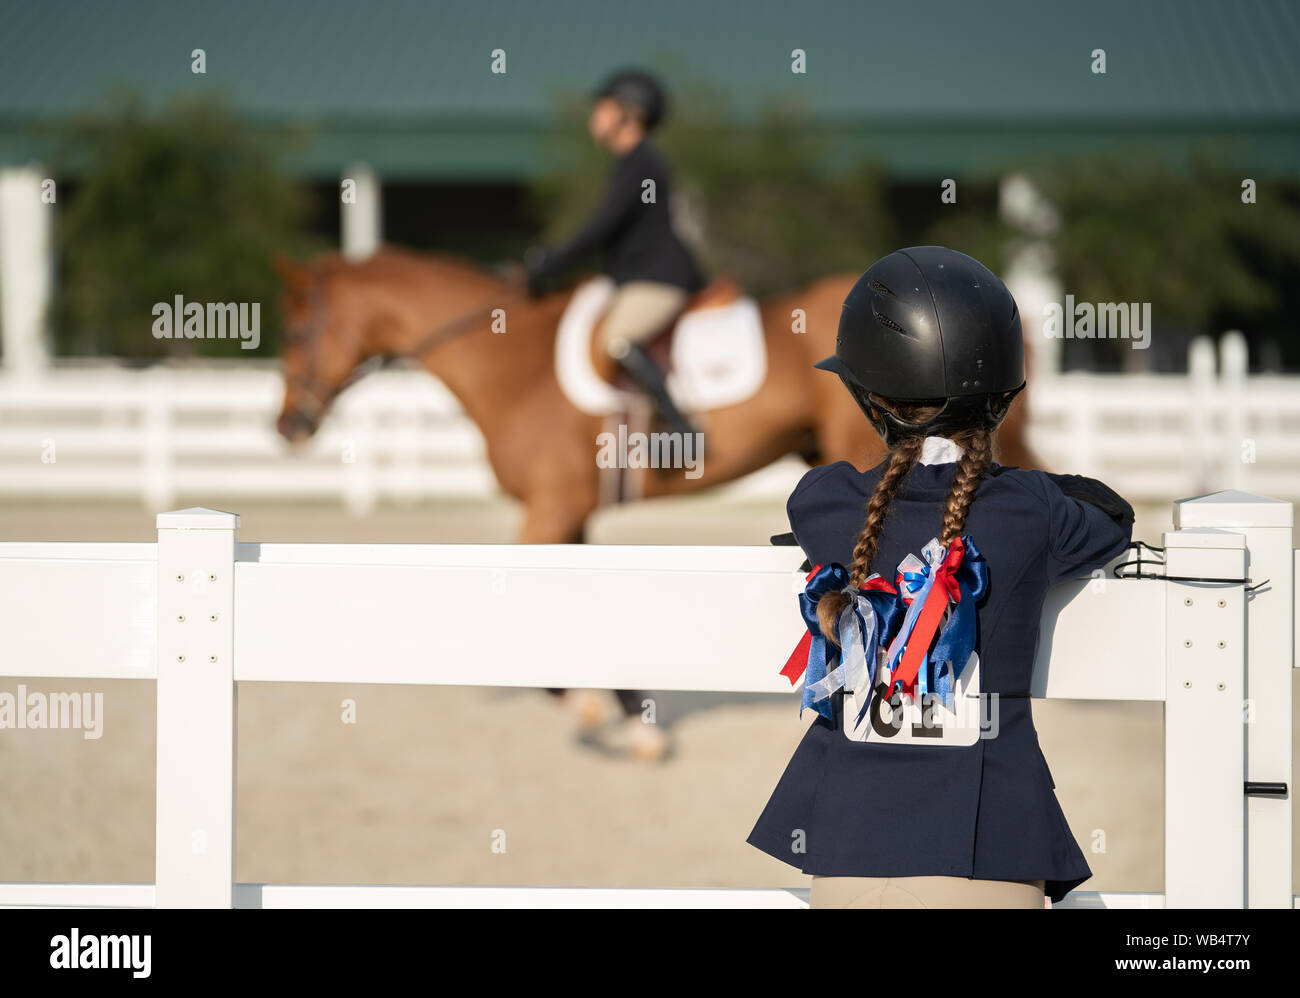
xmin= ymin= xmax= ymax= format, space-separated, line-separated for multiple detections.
xmin=2 ymin=0 xmax=1297 ymax=178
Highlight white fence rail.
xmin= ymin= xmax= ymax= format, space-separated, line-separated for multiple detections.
xmin=0 ymin=335 xmax=1296 ymax=512
xmin=0 ymin=490 xmax=1293 ymax=908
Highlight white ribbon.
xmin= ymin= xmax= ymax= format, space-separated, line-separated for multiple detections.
xmin=803 ymin=588 xmax=882 ymax=708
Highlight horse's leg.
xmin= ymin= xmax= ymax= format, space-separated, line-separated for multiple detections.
xmin=520 ymin=497 xmax=648 ymax=722
xmin=521 ymin=487 xmax=588 ymax=695
xmin=516 ymin=490 xmax=592 ymax=544
xmin=520 ymin=475 xmax=667 ymax=759
xmin=519 ymin=482 xmax=604 ymax=707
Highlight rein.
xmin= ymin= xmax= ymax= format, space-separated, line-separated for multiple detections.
xmin=282 ymin=275 xmax=526 ymax=427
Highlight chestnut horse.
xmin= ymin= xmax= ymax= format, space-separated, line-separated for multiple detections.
xmin=272 ymin=246 xmax=1037 ymax=755
xmin=274 ymin=246 xmax=1037 ymax=546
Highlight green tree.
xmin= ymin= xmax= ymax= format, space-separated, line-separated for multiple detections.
xmin=1034 ymin=150 xmax=1300 ymax=329
xmin=925 ymin=148 xmax=1300 ymax=370
xmin=47 ymin=91 xmax=322 ymax=358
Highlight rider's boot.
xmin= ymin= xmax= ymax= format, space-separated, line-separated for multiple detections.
xmin=609 ymin=339 xmax=697 ymax=438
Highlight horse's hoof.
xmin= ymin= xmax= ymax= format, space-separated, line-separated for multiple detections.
xmin=615 ymin=717 xmax=671 ymax=763
xmin=560 ymin=688 xmax=611 ymax=731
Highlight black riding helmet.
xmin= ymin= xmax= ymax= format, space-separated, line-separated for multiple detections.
xmin=592 ymin=68 xmax=667 ymax=130
xmin=815 ymin=246 xmax=1026 ymax=447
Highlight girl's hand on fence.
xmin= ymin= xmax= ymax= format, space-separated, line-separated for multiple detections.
xmin=1044 ymin=472 xmax=1135 ymax=526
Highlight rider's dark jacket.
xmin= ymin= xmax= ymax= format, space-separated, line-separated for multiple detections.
xmin=747 ymin=439 xmax=1134 ymax=904
xmin=527 ymin=137 xmax=705 ymax=294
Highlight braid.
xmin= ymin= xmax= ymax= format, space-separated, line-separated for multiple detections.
xmin=816 ymin=435 xmax=924 ymax=643
xmin=939 ymin=429 xmax=993 ymax=546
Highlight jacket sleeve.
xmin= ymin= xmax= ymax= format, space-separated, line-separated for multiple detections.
xmin=1035 ymin=471 xmax=1135 ymax=586
xmin=526 ymin=163 xmax=638 ymax=286
xmin=782 ymin=463 xmax=841 ymax=568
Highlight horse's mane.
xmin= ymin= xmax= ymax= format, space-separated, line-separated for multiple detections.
xmin=303 ymin=245 xmax=502 ymax=287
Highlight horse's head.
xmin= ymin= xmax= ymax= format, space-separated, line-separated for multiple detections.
xmin=273 ymin=253 xmax=372 ymax=445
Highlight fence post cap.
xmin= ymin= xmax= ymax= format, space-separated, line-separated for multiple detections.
xmin=1174 ymin=490 xmax=1293 ymax=529
xmin=156 ymin=507 xmax=240 ymax=530
xmin=1162 ymin=526 xmax=1247 ymax=550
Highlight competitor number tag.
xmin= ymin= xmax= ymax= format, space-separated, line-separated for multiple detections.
xmin=842 ymin=651 xmax=987 ymax=746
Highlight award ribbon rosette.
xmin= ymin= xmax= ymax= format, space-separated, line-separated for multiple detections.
xmin=779 ymin=536 xmax=989 ymax=724
xmin=881 ymin=535 xmax=989 ymax=712
xmin=779 ymin=562 xmax=903 ymax=720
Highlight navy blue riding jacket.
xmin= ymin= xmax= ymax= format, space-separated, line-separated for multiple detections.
xmin=747 ymin=440 xmax=1134 ymax=904
xmin=526 ymin=137 xmax=705 ymax=293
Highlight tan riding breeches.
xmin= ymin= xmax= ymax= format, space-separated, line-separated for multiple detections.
xmin=597 ymin=281 xmax=690 ymax=358
xmin=810 ymin=875 xmax=1046 ymax=909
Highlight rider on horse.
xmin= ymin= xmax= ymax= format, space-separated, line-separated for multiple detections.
xmin=524 ymin=68 xmax=705 ymax=437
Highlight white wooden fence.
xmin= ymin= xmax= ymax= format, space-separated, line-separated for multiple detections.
xmin=0 ymin=334 xmax=1296 ymax=513
xmin=0 ymin=489 xmax=1293 ymax=908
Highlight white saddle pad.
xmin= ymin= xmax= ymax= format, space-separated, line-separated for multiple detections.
xmin=554 ymin=276 xmax=767 ymax=416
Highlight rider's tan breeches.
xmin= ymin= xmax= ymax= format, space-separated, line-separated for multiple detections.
xmin=598 ymin=281 xmax=690 ymax=358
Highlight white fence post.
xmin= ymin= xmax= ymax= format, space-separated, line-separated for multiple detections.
xmin=341 ymin=162 xmax=381 ymax=262
xmin=1187 ymin=336 xmax=1216 ymax=494
xmin=1175 ymin=490 xmax=1294 ymax=908
xmin=1161 ymin=524 xmax=1247 ymax=907
xmin=1219 ymin=332 xmax=1248 ymax=492
xmin=155 ymin=507 xmax=239 ymax=908
xmin=0 ymin=166 xmax=53 ymax=375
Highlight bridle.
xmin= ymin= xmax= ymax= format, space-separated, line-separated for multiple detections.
xmin=281 ymin=275 xmax=527 ymax=433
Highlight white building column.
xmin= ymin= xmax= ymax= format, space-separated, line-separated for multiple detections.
xmin=341 ymin=162 xmax=382 ymax=261
xmin=999 ymin=172 xmax=1061 ymax=384
xmin=0 ymin=166 xmax=53 ymax=375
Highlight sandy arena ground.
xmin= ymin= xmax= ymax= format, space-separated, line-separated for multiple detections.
xmin=1 ymin=495 xmax=1295 ymax=899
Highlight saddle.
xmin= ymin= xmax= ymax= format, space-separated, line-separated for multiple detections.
xmin=590 ymin=277 xmax=741 ymax=508
xmin=552 ymin=274 xmax=763 ymax=508
xmin=590 ymin=276 xmax=741 ymax=385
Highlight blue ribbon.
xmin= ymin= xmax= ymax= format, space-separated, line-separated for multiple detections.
xmin=793 ymin=540 xmax=987 ymax=723
xmin=797 ymin=565 xmax=902 ymax=720
xmin=796 ymin=564 xmax=851 ymax=720
xmin=929 ymin=537 xmax=990 ymax=709
xmin=902 ymin=565 xmax=930 ymax=593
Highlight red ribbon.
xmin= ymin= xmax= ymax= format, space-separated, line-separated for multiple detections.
xmin=779 ymin=563 xmax=822 ymax=685
xmin=889 ymin=537 xmax=966 ymax=698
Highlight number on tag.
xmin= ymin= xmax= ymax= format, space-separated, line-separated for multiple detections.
xmin=842 ymin=652 xmax=986 ymax=746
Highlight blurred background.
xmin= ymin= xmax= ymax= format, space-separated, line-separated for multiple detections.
xmin=1 ymin=0 xmax=1297 ymax=898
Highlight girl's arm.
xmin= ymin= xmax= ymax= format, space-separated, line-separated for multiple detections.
xmin=1037 ymin=471 xmax=1135 ymax=585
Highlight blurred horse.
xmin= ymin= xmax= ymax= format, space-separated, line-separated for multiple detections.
xmin=272 ymin=246 xmax=1038 ymax=756
xmin=274 ymin=246 xmax=1037 ymax=543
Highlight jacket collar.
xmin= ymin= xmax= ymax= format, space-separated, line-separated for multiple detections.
xmin=918 ymin=435 xmax=963 ymax=465
xmin=858 ymin=437 xmax=1004 ymax=501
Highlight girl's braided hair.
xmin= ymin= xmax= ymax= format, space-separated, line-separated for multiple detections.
xmin=815 ymin=395 xmax=998 ymax=643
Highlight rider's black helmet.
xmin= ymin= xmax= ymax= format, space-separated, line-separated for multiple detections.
xmin=814 ymin=246 xmax=1025 ymax=447
xmin=592 ymin=68 xmax=667 ymax=130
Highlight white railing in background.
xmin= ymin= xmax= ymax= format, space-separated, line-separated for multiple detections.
xmin=0 ymin=334 xmax=1295 ymax=513
xmin=0 ymin=490 xmax=1292 ymax=909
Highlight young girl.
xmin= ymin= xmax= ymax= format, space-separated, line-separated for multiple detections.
xmin=747 ymin=245 xmax=1135 ymax=909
